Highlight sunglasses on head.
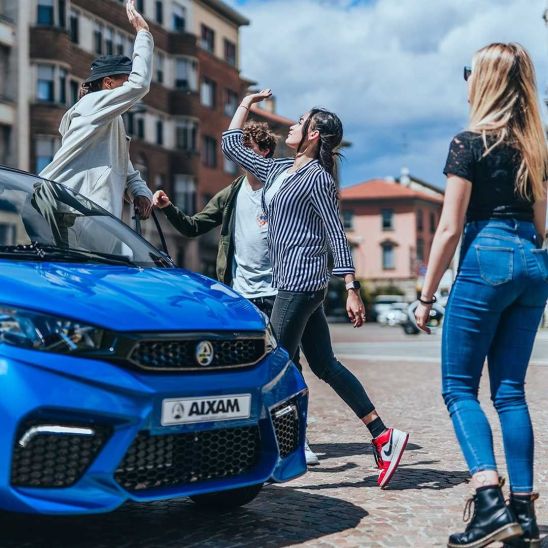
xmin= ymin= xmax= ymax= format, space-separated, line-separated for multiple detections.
xmin=463 ymin=66 xmax=472 ymax=82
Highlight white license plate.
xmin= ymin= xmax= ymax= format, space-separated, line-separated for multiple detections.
xmin=161 ymin=394 xmax=251 ymax=426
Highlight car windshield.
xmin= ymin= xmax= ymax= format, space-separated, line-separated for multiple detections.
xmin=0 ymin=168 xmax=172 ymax=268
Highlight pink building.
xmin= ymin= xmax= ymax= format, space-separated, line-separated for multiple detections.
xmin=340 ymin=175 xmax=444 ymax=300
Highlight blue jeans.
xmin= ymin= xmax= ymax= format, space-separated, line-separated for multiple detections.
xmin=442 ymin=219 xmax=548 ymax=492
xmin=270 ymin=289 xmax=375 ymax=419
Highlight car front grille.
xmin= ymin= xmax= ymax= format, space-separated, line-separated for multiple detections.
xmin=115 ymin=425 xmax=260 ymax=492
xmin=128 ymin=336 xmax=266 ymax=371
xmin=11 ymin=421 xmax=110 ymax=488
xmin=271 ymin=399 xmax=300 ymax=458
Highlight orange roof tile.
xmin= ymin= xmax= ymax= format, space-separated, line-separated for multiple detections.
xmin=340 ymin=179 xmax=444 ymax=204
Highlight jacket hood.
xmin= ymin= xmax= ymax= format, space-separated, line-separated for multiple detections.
xmin=0 ymin=261 xmax=265 ymax=332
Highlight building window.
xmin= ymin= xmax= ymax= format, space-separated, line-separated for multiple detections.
xmin=381 ymin=208 xmax=394 ymax=231
xmin=155 ymin=52 xmax=165 ymax=84
xmin=416 ymin=209 xmax=423 ymax=232
xmin=382 ymin=242 xmax=395 ymax=270
xmin=134 ymin=153 xmax=148 ymax=182
xmin=176 ymin=119 xmax=198 ymax=152
xmin=35 ymin=136 xmax=58 ymax=172
xmin=105 ymin=27 xmax=114 ymax=55
xmin=200 ymin=78 xmax=216 ymax=108
xmin=37 ymin=65 xmax=55 ymax=102
xmin=224 ymin=156 xmax=238 ymax=175
xmin=136 ymin=0 xmax=144 ymax=12
xmin=136 ymin=116 xmax=145 ymax=140
xmin=174 ymin=175 xmax=196 ymax=213
xmin=224 ymin=39 xmax=236 ymax=66
xmin=156 ymin=118 xmax=164 ymax=146
xmin=58 ymin=0 xmax=66 ymax=27
xmin=155 ymin=1 xmax=163 ymax=24
xmin=342 ymin=210 xmax=354 ymax=230
xmin=175 ymin=57 xmax=198 ymax=91
xmin=115 ymin=32 xmax=125 ymax=55
xmin=417 ymin=238 xmax=424 ymax=262
xmin=124 ymin=112 xmax=134 ymax=135
xmin=154 ymin=173 xmax=166 ymax=189
xmin=59 ymin=68 xmax=67 ymax=104
xmin=37 ymin=0 xmax=54 ymax=25
xmin=200 ymin=24 xmax=215 ymax=53
xmin=69 ymin=9 xmax=79 ymax=43
xmin=172 ymin=3 xmax=186 ymax=33
xmin=202 ymin=136 xmax=217 ymax=168
xmin=70 ymin=79 xmax=80 ymax=105
xmin=94 ymin=22 xmax=104 ymax=55
xmin=430 ymin=212 xmax=437 ymax=234
xmin=224 ymin=89 xmax=238 ymax=116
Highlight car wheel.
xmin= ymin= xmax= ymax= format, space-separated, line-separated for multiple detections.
xmin=403 ymin=323 xmax=420 ymax=335
xmin=190 ymin=483 xmax=263 ymax=510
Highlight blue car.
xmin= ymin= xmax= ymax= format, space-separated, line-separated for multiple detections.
xmin=0 ymin=166 xmax=308 ymax=515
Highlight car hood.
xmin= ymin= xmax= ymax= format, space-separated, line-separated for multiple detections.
xmin=0 ymin=261 xmax=264 ymax=332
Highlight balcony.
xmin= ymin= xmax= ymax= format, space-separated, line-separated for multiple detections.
xmin=0 ymin=14 xmax=15 ymax=47
xmin=0 ymin=96 xmax=15 ymax=126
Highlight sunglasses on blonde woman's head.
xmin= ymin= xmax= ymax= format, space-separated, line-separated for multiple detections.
xmin=463 ymin=66 xmax=472 ymax=82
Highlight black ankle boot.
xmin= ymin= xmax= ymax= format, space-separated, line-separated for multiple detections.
xmin=448 ymin=485 xmax=522 ymax=548
xmin=503 ymin=494 xmax=540 ymax=547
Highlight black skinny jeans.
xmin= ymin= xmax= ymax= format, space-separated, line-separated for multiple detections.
xmin=270 ymin=289 xmax=375 ymax=418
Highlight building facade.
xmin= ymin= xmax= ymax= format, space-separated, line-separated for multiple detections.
xmin=0 ymin=0 xmax=254 ymax=273
xmin=340 ymin=171 xmax=444 ymax=300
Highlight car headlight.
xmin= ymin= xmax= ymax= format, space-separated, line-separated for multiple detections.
xmin=265 ymin=321 xmax=278 ymax=354
xmin=0 ymin=305 xmax=105 ymax=354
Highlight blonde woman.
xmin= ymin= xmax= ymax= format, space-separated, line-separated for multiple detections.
xmin=416 ymin=43 xmax=548 ymax=547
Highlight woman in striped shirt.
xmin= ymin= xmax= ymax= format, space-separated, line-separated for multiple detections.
xmin=222 ymin=90 xmax=409 ymax=488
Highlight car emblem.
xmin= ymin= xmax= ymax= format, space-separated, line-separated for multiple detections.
xmin=195 ymin=341 xmax=214 ymax=366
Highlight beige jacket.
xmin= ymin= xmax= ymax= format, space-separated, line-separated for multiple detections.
xmin=39 ymin=30 xmax=154 ymax=218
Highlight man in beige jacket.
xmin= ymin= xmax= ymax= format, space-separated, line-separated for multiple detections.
xmin=39 ymin=0 xmax=153 ymax=221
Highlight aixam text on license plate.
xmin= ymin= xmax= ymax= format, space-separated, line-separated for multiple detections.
xmin=161 ymin=394 xmax=251 ymax=425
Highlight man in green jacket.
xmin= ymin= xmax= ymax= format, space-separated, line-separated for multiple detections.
xmin=153 ymin=122 xmax=277 ymax=316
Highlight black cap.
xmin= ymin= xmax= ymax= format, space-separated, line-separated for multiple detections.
xmin=84 ymin=55 xmax=133 ymax=84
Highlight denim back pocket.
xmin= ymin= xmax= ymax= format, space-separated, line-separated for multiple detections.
xmin=531 ymin=249 xmax=548 ymax=281
xmin=474 ymin=245 xmax=514 ymax=285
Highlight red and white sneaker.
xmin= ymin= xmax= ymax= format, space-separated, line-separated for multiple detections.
xmin=372 ymin=428 xmax=409 ymax=489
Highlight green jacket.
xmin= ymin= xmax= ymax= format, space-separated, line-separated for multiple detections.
xmin=162 ymin=176 xmax=245 ymax=285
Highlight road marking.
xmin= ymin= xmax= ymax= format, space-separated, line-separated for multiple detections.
xmin=336 ymin=354 xmax=548 ymax=366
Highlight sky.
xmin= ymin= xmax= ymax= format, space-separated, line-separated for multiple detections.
xmin=225 ymin=0 xmax=548 ymax=189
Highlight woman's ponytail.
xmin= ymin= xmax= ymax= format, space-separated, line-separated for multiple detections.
xmin=300 ymin=108 xmax=344 ymax=177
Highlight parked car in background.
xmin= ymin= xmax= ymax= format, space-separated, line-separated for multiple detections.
xmin=370 ymin=294 xmax=406 ymax=322
xmin=400 ymin=300 xmax=445 ymax=335
xmin=0 ymin=167 xmax=308 ymax=515
xmin=377 ymin=302 xmax=409 ymax=327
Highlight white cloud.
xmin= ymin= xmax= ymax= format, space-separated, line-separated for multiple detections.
xmin=227 ymin=0 xmax=547 ymax=186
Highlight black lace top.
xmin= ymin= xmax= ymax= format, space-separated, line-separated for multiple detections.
xmin=443 ymin=131 xmax=534 ymax=221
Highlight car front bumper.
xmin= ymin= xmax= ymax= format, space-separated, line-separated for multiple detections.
xmin=0 ymin=345 xmax=308 ymax=515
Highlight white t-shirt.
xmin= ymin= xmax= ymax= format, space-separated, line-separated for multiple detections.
xmin=232 ymin=178 xmax=275 ymax=299
xmin=264 ymin=169 xmax=292 ymax=208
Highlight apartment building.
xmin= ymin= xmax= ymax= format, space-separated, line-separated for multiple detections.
xmin=0 ymin=0 xmax=252 ymax=273
xmin=340 ymin=170 xmax=444 ymax=300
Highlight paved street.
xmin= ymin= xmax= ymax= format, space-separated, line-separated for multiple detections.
xmin=2 ymin=324 xmax=548 ymax=547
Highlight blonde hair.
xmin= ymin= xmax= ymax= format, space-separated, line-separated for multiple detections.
xmin=468 ymin=42 xmax=548 ymax=201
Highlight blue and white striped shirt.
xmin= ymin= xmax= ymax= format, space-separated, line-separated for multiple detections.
xmin=222 ymin=129 xmax=355 ymax=292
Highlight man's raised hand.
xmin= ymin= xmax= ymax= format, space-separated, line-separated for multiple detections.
xmin=126 ymin=0 xmax=149 ymax=33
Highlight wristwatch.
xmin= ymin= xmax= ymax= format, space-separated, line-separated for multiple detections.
xmin=345 ymin=280 xmax=361 ymax=291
